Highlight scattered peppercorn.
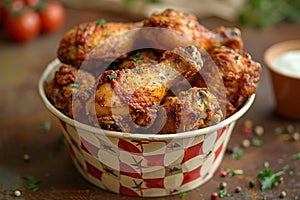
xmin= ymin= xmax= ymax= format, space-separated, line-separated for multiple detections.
xmin=244 ymin=120 xmax=253 ymax=128
xmin=14 ymin=190 xmax=21 ymax=197
xmin=286 ymin=124 xmax=294 ymax=133
xmin=249 ymin=180 xmax=255 ymax=188
xmin=242 ymin=139 xmax=251 ymax=148
xmin=254 ymin=125 xmax=264 ymax=136
xmin=235 ymin=186 xmax=242 ymax=193
xmin=219 ymin=182 xmax=227 ymax=189
xmin=23 ymin=154 xmax=30 ymax=162
xmin=220 ymin=170 xmax=227 ymax=177
xmin=279 ymin=191 xmax=287 ymax=198
xmin=242 ymin=127 xmax=252 ymax=135
xmin=279 ymin=176 xmax=284 ymax=183
xmin=211 ymin=192 xmax=218 ymax=199
xmin=292 ymin=132 xmax=300 ymax=141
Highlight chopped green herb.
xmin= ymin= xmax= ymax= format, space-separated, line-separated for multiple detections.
xmin=256 ymin=163 xmax=287 ymax=191
xmin=40 ymin=120 xmax=51 ymax=132
xmin=108 ymin=74 xmax=118 ymax=80
xmin=149 ymin=59 xmax=157 ymax=63
xmin=111 ymin=65 xmax=119 ymax=70
xmin=134 ymin=52 xmax=142 ymax=57
xmin=179 ymin=192 xmax=187 ymax=198
xmin=133 ymin=57 xmax=143 ymax=63
xmin=218 ymin=188 xmax=227 ymax=197
xmin=94 ymin=188 xmax=101 ymax=192
xmin=84 ymin=26 xmax=89 ymax=31
xmin=252 ymin=138 xmax=264 ymax=146
xmin=96 ymin=19 xmax=106 ymax=28
xmin=72 ymin=46 xmax=77 ymax=53
xmin=203 ymin=101 xmax=207 ymax=110
xmin=135 ymin=67 xmax=143 ymax=74
xmin=187 ymin=22 xmax=192 ymax=28
xmin=57 ymin=133 xmax=66 ymax=149
xmin=70 ymin=83 xmax=81 ymax=88
xmin=292 ymin=152 xmax=300 ymax=160
xmin=235 ymin=55 xmax=239 ymax=60
xmin=23 ymin=176 xmax=40 ymax=192
xmin=275 ymin=127 xmax=284 ymax=135
xmin=227 ymin=169 xmax=244 ymax=176
xmin=231 ymin=148 xmax=244 ymax=159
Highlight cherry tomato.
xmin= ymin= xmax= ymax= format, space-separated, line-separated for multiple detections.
xmin=4 ymin=8 xmax=41 ymax=42
xmin=1 ymin=0 xmax=25 ymax=22
xmin=24 ymin=0 xmax=41 ymax=7
xmin=38 ymin=1 xmax=65 ymax=33
xmin=0 ymin=7 xmax=5 ymax=24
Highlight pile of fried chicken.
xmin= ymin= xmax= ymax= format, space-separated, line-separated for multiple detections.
xmin=46 ymin=9 xmax=261 ymax=134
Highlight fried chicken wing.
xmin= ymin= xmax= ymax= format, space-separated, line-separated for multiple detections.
xmin=85 ymin=46 xmax=203 ymax=131
xmin=154 ymin=87 xmax=223 ymax=134
xmin=45 ymin=64 xmax=96 ymax=118
xmin=190 ymin=46 xmax=261 ymax=117
xmin=143 ymin=9 xmax=243 ymax=50
xmin=57 ymin=21 xmax=142 ymax=69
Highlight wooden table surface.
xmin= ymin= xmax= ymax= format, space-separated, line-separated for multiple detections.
xmin=0 ymin=8 xmax=299 ymax=200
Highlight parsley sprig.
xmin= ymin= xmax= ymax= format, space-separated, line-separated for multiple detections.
xmin=256 ymin=162 xmax=287 ymax=191
xmin=23 ymin=176 xmax=41 ymax=192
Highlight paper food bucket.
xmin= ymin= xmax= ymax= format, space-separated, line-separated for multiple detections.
xmin=38 ymin=59 xmax=255 ymax=197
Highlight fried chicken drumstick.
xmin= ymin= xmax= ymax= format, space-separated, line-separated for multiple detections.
xmin=57 ymin=21 xmax=142 ymax=68
xmin=143 ymin=9 xmax=243 ymax=51
xmin=85 ymin=46 xmax=203 ymax=132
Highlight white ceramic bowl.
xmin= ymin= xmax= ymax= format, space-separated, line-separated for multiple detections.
xmin=38 ymin=59 xmax=255 ymax=197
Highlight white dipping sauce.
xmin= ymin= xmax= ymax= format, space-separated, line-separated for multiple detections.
xmin=271 ymin=50 xmax=300 ymax=78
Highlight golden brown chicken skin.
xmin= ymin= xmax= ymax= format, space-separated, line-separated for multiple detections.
xmin=190 ymin=46 xmax=261 ymax=117
xmin=143 ymin=9 xmax=243 ymax=51
xmin=85 ymin=46 xmax=203 ymax=132
xmin=109 ymin=49 xmax=161 ymax=71
xmin=57 ymin=20 xmax=142 ymax=69
xmin=154 ymin=87 xmax=223 ymax=134
xmin=46 ymin=64 xmax=95 ymax=118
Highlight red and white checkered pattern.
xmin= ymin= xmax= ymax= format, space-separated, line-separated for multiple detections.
xmin=59 ymin=120 xmax=234 ymax=197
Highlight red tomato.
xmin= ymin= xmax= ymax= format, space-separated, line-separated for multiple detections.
xmin=0 ymin=7 xmax=5 ymax=24
xmin=4 ymin=8 xmax=41 ymax=42
xmin=24 ymin=0 xmax=41 ymax=7
xmin=39 ymin=1 xmax=65 ymax=33
xmin=1 ymin=0 xmax=25 ymax=22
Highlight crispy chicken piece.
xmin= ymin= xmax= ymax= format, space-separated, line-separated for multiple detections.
xmin=45 ymin=64 xmax=95 ymax=118
xmin=85 ymin=46 xmax=203 ymax=132
xmin=154 ymin=87 xmax=223 ymax=134
xmin=143 ymin=8 xmax=243 ymax=50
xmin=190 ymin=46 xmax=261 ymax=117
xmin=109 ymin=49 xmax=161 ymax=71
xmin=57 ymin=21 xmax=142 ymax=69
